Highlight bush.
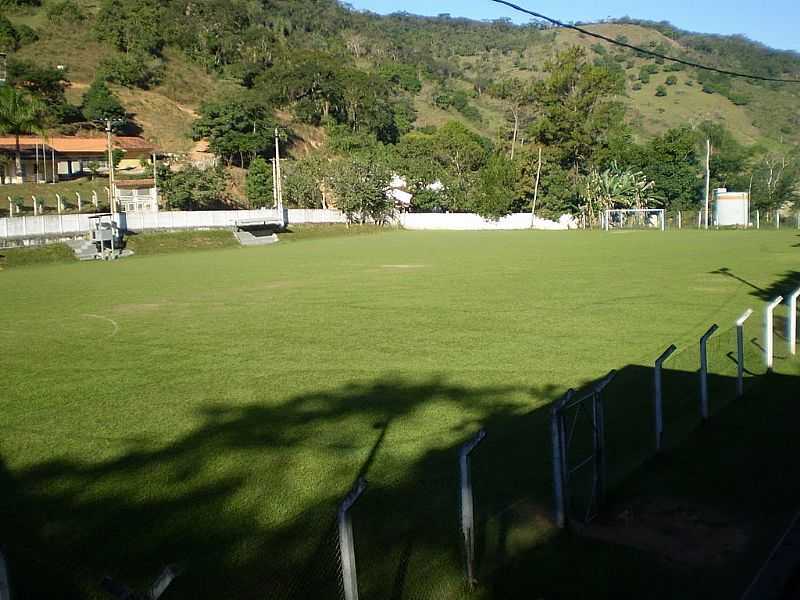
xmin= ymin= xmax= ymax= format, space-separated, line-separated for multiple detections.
xmin=474 ymin=154 xmax=519 ymax=219
xmin=99 ymin=52 xmax=163 ymax=89
xmin=160 ymin=166 xmax=228 ymax=210
xmin=655 ymin=85 xmax=667 ymax=97
xmin=46 ymin=0 xmax=83 ymax=24
xmin=0 ymin=16 xmax=18 ymax=51
xmin=81 ymin=78 xmax=126 ymax=123
xmin=632 ymin=82 xmax=642 ymax=91
xmin=666 ymin=75 xmax=678 ymax=86
xmin=246 ymin=157 xmax=273 ymax=208
xmin=330 ymin=158 xmax=392 ymax=224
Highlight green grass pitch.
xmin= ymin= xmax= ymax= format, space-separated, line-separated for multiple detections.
xmin=1 ymin=229 xmax=798 ymax=598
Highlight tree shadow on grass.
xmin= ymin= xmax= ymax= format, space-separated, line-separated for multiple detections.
xmin=0 ymin=377 xmax=558 ymax=599
xmin=2 ymin=363 xmax=799 ymax=600
xmin=711 ymin=267 xmax=800 ymax=302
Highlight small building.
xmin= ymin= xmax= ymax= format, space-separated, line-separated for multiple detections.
xmin=0 ymin=136 xmax=156 ymax=184
xmin=713 ymin=189 xmax=749 ymax=227
xmin=115 ymin=179 xmax=159 ymax=213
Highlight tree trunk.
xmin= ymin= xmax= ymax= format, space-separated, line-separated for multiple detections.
xmin=510 ymin=111 xmax=519 ymax=160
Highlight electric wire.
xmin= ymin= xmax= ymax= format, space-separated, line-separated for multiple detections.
xmin=489 ymin=0 xmax=800 ymax=84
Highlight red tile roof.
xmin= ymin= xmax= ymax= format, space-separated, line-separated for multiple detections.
xmin=0 ymin=136 xmax=155 ymax=154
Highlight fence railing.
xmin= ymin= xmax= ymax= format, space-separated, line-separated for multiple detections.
xmin=318 ymin=287 xmax=799 ymax=598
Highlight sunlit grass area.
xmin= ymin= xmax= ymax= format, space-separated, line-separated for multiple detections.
xmin=1 ymin=229 xmax=799 ymax=598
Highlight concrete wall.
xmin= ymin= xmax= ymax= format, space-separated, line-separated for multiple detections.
xmin=0 ymin=209 xmax=570 ymax=243
xmin=398 ymin=212 xmax=573 ymax=231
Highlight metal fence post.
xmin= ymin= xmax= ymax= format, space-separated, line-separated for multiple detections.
xmin=653 ymin=345 xmax=677 ymax=452
xmin=678 ymin=210 xmax=682 ymax=230
xmin=699 ymin=324 xmax=719 ymax=420
xmin=788 ymin=289 xmax=800 ymax=356
xmin=459 ymin=429 xmax=486 ymax=588
xmin=756 ymin=210 xmax=760 ymax=229
xmin=766 ymin=297 xmax=784 ymax=371
xmin=737 ymin=310 xmax=754 ymax=397
xmin=593 ymin=371 xmax=616 ymax=507
xmin=551 ymin=391 xmax=572 ymax=529
xmin=338 ymin=477 xmax=367 ymax=600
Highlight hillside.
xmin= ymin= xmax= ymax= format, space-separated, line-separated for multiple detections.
xmin=3 ymin=1 xmax=799 ymax=153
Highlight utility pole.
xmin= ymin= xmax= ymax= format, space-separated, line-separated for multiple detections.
xmin=531 ymin=146 xmax=542 ymax=228
xmin=704 ymin=139 xmax=711 ymax=230
xmin=271 ymin=159 xmax=278 ymax=208
xmin=152 ymin=151 xmax=159 ymax=209
xmin=106 ymin=119 xmax=116 ymax=213
xmin=274 ymin=128 xmax=284 ymax=226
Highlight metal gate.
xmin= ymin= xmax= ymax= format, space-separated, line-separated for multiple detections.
xmin=551 ymin=371 xmax=616 ymax=528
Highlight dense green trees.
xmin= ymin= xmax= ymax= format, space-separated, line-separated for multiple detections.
xmin=529 ymin=48 xmax=626 ymax=177
xmin=81 ymin=79 xmax=125 ymax=124
xmin=160 ymin=166 xmax=228 ymax=210
xmin=245 ymin=157 xmax=274 ymax=208
xmin=193 ymin=100 xmax=279 ymax=167
xmin=330 ymin=158 xmax=392 ymax=224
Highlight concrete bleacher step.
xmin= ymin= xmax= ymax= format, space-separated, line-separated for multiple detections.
xmin=65 ymin=239 xmax=100 ymax=261
xmin=234 ymin=230 xmax=279 ymax=246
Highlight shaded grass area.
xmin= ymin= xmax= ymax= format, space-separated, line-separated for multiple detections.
xmin=0 ymin=230 xmax=798 ymax=598
xmin=279 ymin=223 xmax=389 ymax=243
xmin=0 ymin=243 xmax=75 ymax=269
xmin=125 ymin=230 xmax=239 ymax=256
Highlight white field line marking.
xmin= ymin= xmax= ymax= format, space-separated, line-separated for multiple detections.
xmin=82 ymin=314 xmax=120 ymax=338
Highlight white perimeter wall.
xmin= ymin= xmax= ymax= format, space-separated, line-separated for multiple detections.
xmin=398 ymin=213 xmax=571 ymax=230
xmin=0 ymin=209 xmax=570 ymax=241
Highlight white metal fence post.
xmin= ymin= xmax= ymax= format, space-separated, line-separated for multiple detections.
xmin=737 ymin=310 xmax=754 ymax=397
xmin=654 ymin=345 xmax=677 ymax=452
xmin=756 ymin=210 xmax=760 ymax=229
xmin=551 ymin=391 xmax=572 ymax=529
xmin=459 ymin=429 xmax=486 ymax=588
xmin=777 ymin=211 xmax=781 ymax=230
xmin=678 ymin=210 xmax=682 ymax=229
xmin=338 ymin=477 xmax=366 ymax=600
xmin=789 ymin=289 xmax=800 ymax=356
xmin=699 ymin=324 xmax=719 ymax=420
xmin=766 ymin=297 xmax=784 ymax=371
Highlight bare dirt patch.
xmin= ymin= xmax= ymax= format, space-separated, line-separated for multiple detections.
xmin=113 ymin=303 xmax=164 ymax=314
xmin=380 ymin=264 xmax=428 ymax=269
xmin=583 ymin=497 xmax=749 ymax=566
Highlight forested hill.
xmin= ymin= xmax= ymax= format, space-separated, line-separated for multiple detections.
xmin=3 ymin=0 xmax=799 ymax=150
xmin=1 ymin=0 xmax=799 ymax=217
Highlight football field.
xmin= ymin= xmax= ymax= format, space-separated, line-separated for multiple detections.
xmin=1 ymin=229 xmax=798 ymax=598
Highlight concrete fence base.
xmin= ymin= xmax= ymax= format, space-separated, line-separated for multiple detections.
xmin=0 ymin=209 xmax=577 ymax=245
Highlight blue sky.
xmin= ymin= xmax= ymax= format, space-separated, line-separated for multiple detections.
xmin=343 ymin=1 xmax=800 ymax=52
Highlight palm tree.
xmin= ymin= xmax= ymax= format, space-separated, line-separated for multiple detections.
xmin=0 ymin=85 xmax=47 ymax=183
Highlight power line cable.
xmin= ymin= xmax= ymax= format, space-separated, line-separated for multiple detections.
xmin=489 ymin=0 xmax=800 ymax=84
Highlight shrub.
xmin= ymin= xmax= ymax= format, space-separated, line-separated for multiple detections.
xmin=246 ymin=157 xmax=274 ymax=208
xmin=99 ymin=52 xmax=163 ymax=89
xmin=46 ymin=0 xmax=83 ymax=24
xmin=655 ymin=85 xmax=667 ymax=97
xmin=666 ymin=75 xmax=678 ymax=86
xmin=160 ymin=166 xmax=228 ymax=210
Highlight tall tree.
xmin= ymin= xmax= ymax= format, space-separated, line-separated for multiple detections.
xmin=246 ymin=157 xmax=274 ymax=208
xmin=488 ymin=78 xmax=533 ymax=160
xmin=529 ymin=47 xmax=625 ymax=177
xmin=193 ymin=99 xmax=279 ymax=167
xmin=81 ymin=78 xmax=126 ymax=123
xmin=0 ymin=86 xmax=47 ymax=181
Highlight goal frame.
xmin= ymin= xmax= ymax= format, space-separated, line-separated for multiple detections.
xmin=604 ymin=209 xmax=666 ymax=232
